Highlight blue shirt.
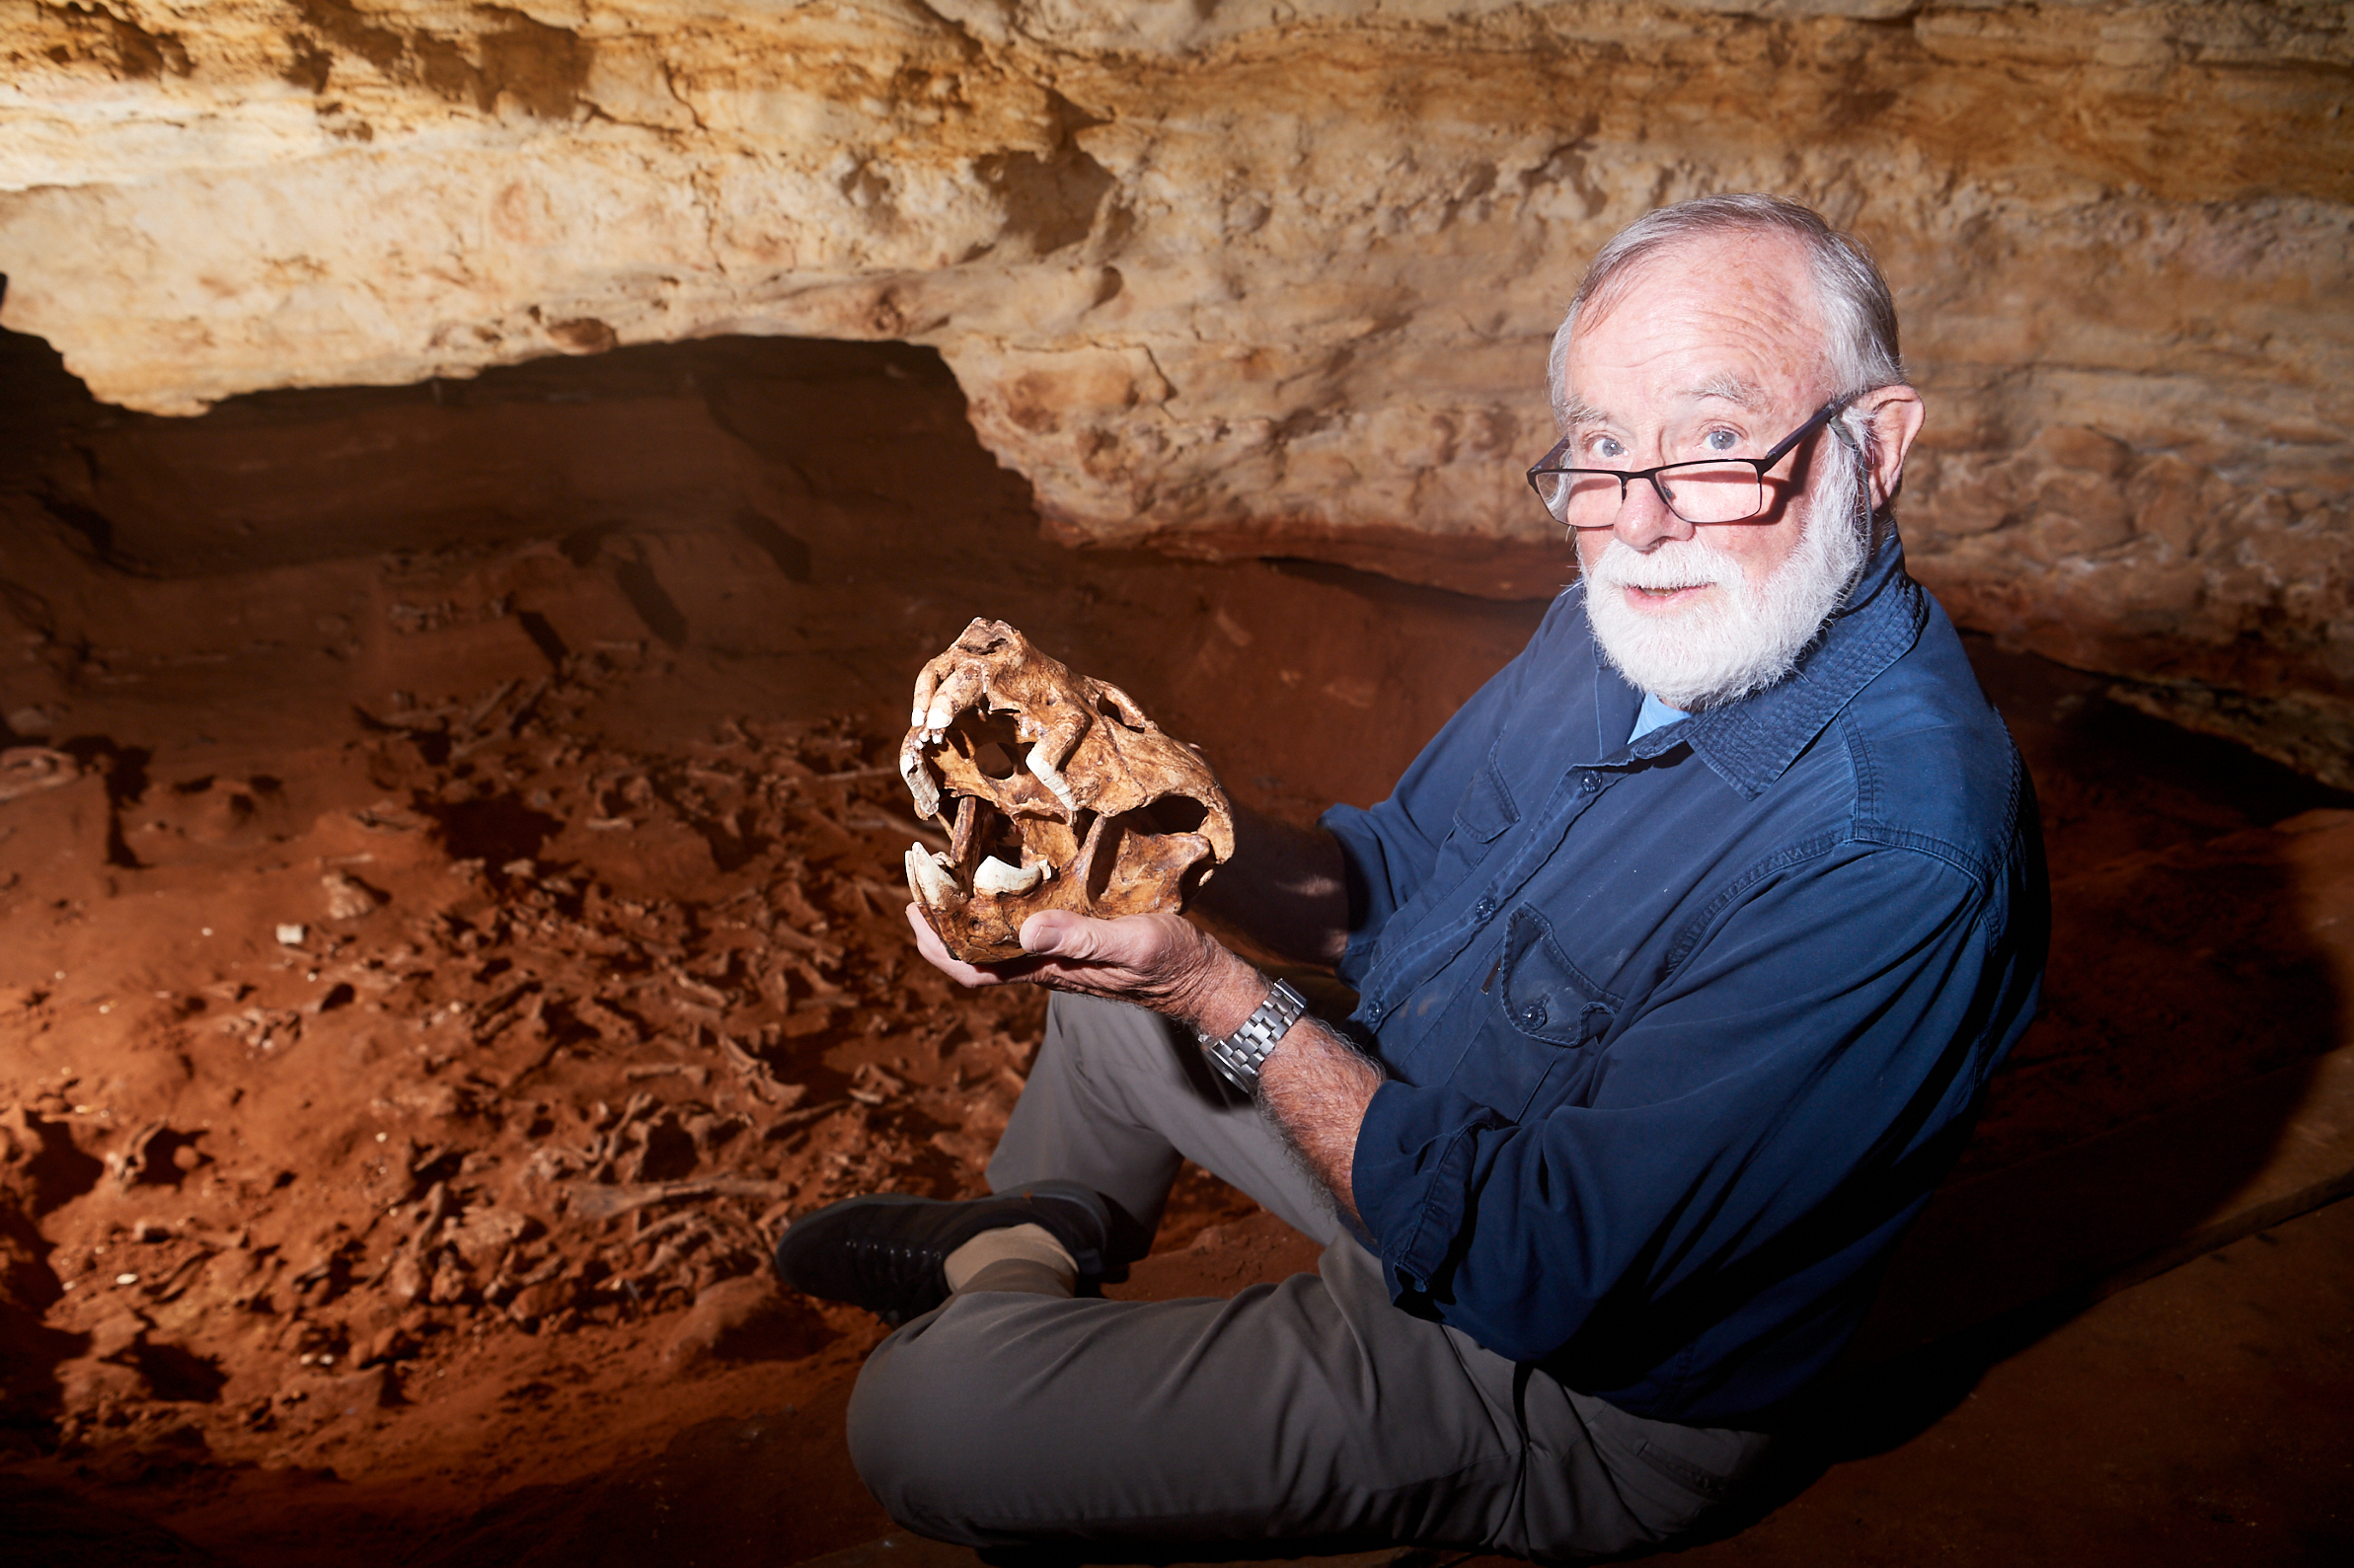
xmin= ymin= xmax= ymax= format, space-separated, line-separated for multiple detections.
xmin=1630 ymin=691 xmax=1687 ymax=744
xmin=1324 ymin=541 xmax=2048 ymax=1424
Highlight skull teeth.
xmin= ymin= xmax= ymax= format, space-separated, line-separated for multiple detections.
xmin=900 ymin=748 xmax=941 ymax=820
xmin=905 ymin=844 xmax=957 ymax=907
xmin=972 ymin=856 xmax=1049 ymax=895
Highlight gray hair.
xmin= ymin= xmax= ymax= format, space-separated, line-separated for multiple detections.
xmin=1547 ymin=194 xmax=1905 ymax=434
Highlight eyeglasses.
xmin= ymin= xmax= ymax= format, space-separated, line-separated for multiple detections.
xmin=1526 ymin=394 xmax=1859 ymax=530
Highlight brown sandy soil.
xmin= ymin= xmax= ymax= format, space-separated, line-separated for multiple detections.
xmin=0 ymin=331 xmax=2349 ymax=1566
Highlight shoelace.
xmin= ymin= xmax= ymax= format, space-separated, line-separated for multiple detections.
xmin=844 ymin=1230 xmax=945 ymax=1320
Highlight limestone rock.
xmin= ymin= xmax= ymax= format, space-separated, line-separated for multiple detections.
xmin=1 ymin=2 xmax=2348 ymax=777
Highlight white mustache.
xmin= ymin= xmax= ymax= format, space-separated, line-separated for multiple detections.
xmin=1589 ymin=541 xmax=1741 ymax=594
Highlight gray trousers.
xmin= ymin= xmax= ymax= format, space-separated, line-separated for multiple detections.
xmin=845 ymin=993 xmax=1773 ymax=1561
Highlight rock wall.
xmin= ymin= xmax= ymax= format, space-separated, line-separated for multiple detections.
xmin=2 ymin=2 xmax=2349 ymax=780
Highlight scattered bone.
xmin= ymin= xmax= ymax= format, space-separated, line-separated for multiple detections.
xmin=845 ymin=1062 xmax=905 ymax=1106
xmin=7 ymin=705 xmax=1069 ymax=1481
xmin=716 ymin=1033 xmax=805 ymax=1107
xmin=565 ymin=1175 xmax=794 ymax=1223
xmin=449 ymin=1206 xmax=536 ymax=1271
xmin=624 ymin=1062 xmax=711 ymax=1088
xmin=0 ymin=746 xmax=79 ymax=802
xmin=668 ymin=970 xmax=732 ymax=1010
xmin=323 ymin=871 xmax=386 ymax=920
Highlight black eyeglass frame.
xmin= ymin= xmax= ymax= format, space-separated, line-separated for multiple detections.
xmin=1526 ymin=392 xmax=1860 ymax=530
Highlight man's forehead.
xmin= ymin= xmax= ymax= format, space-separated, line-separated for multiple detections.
xmin=1587 ymin=227 xmax=1818 ymax=322
xmin=1563 ymin=374 xmax=1772 ymax=426
xmin=1562 ymin=233 xmax=1828 ymax=415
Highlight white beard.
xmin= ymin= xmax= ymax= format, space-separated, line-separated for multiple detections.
xmin=1582 ymin=453 xmax=1867 ymax=710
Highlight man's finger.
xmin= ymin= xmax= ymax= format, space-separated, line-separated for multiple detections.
xmin=1018 ymin=908 xmax=1098 ymax=959
xmin=906 ymin=903 xmax=1004 ymax=988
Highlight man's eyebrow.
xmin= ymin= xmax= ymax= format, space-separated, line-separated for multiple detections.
xmin=1687 ymin=374 xmax=1770 ymax=409
xmin=1559 ymin=398 xmax=1608 ymax=428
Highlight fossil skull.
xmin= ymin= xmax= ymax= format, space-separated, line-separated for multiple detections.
xmin=898 ymin=618 xmax=1235 ymax=962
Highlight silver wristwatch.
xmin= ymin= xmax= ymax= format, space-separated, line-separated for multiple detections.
xmin=1193 ymin=979 xmax=1308 ymax=1095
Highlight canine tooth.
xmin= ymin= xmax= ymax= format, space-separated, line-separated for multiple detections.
xmin=973 ymin=857 xmax=1048 ymax=895
xmin=1026 ymin=746 xmax=1077 ymax=812
xmin=906 ymin=844 xmax=958 ymax=906
xmin=899 ymin=748 xmax=941 ymax=820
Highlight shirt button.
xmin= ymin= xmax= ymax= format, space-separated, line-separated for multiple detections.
xmin=1364 ymin=1000 xmax=1385 ymax=1026
xmin=1577 ymin=774 xmax=1599 ymax=794
xmin=1521 ymin=1002 xmax=1548 ymax=1028
xmin=1474 ymin=896 xmax=1497 ymax=922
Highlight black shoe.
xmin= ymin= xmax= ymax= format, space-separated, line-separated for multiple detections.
xmin=772 ymin=1180 xmax=1111 ymax=1326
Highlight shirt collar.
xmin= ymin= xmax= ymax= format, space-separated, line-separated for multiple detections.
xmin=1588 ymin=536 xmax=1929 ymax=799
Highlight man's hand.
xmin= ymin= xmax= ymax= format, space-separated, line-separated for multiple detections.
xmin=905 ymin=904 xmax=1269 ymax=1040
xmin=907 ymin=900 xmax=1383 ymax=1230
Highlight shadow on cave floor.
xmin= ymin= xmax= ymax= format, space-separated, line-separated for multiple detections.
xmin=1 ymin=321 xmax=2350 ymax=1566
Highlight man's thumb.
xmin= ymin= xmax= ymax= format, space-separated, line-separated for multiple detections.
xmin=1019 ymin=909 xmax=1085 ymax=956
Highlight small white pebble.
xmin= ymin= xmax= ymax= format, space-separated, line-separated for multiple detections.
xmin=299 ymin=1352 xmax=316 ymax=1366
xmin=275 ymin=923 xmax=306 ymax=945
xmin=97 ymin=1003 xmax=112 ymax=1014
xmin=200 ymin=928 xmax=213 ymax=936
xmin=114 ymin=1272 xmax=138 ymax=1287
xmin=375 ymin=1132 xmax=388 ymax=1143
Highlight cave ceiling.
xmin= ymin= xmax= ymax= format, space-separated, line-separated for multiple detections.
xmin=1 ymin=0 xmax=2349 ymax=781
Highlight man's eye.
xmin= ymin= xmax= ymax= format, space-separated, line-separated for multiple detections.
xmin=1593 ymin=437 xmax=1625 ymax=461
xmin=1703 ymin=428 xmax=1741 ymax=453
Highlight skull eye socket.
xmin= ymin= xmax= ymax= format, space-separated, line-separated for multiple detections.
xmin=1145 ymin=795 xmax=1209 ymax=838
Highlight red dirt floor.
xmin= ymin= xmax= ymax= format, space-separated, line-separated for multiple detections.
xmin=1 ymin=331 xmax=2350 ymax=1566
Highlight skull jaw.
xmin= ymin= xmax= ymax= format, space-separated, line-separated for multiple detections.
xmin=907 ymin=829 xmax=1217 ymax=963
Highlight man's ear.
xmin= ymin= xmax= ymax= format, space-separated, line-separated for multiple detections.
xmin=1857 ymin=385 xmax=1925 ymax=510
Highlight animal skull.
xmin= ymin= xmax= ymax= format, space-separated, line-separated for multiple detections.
xmin=899 ymin=619 xmax=1236 ymax=962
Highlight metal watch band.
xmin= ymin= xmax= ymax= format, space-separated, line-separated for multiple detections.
xmin=1193 ymin=979 xmax=1308 ymax=1095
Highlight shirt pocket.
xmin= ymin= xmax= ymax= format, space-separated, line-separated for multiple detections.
xmin=1492 ymin=906 xmax=1620 ymax=1113
xmin=1379 ymin=748 xmax=1522 ymax=971
xmin=1451 ymin=741 xmax=1521 ymax=846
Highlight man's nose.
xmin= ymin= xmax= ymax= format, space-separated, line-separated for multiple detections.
xmin=1612 ymin=473 xmax=1695 ymax=552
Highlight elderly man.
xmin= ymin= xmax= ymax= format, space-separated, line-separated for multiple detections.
xmin=774 ymin=193 xmax=2047 ymax=1560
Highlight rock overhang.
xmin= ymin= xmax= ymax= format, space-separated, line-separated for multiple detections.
xmin=1 ymin=0 xmax=2348 ymax=781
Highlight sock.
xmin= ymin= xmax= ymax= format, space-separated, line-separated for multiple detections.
xmin=942 ymin=1222 xmax=1077 ymax=1298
